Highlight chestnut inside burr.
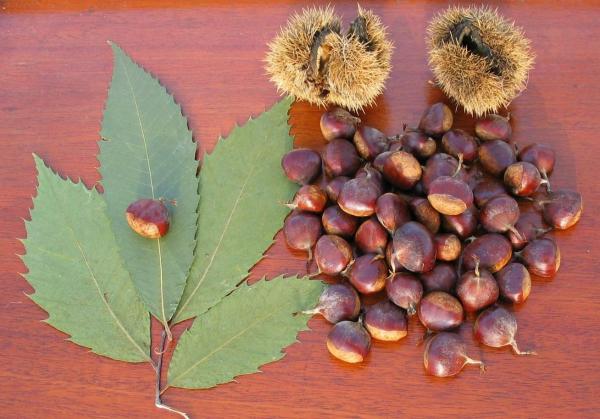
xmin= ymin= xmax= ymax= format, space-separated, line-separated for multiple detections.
xmin=449 ymin=19 xmax=501 ymax=76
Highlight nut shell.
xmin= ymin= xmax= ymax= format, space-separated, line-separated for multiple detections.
xmin=326 ymin=320 xmax=371 ymax=363
xmin=125 ymin=199 xmax=170 ymax=239
xmin=392 ymin=221 xmax=436 ymax=273
xmin=383 ymin=151 xmax=422 ymax=190
xmin=462 ymin=233 xmax=512 ymax=273
xmin=386 ymin=272 xmax=423 ymax=315
xmin=418 ymin=291 xmax=464 ymax=331
xmin=281 ymin=148 xmax=322 ymax=184
xmin=347 ymin=254 xmax=388 ymax=294
xmin=427 ymin=176 xmax=473 ymax=215
xmin=496 ymin=263 xmax=531 ymax=304
xmin=314 ymin=235 xmax=353 ymax=276
xmin=364 ymin=301 xmax=408 ymax=341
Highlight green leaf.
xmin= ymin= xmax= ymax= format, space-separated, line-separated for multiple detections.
xmin=172 ymin=97 xmax=297 ymax=324
xmin=99 ymin=42 xmax=199 ymax=328
xmin=167 ymin=277 xmax=323 ymax=389
xmin=21 ymin=155 xmax=151 ymax=363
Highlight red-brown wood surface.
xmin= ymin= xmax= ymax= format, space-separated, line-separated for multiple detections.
xmin=1 ymin=1 xmax=599 ymax=417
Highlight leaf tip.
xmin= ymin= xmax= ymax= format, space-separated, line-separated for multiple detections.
xmin=31 ymin=152 xmax=43 ymax=166
xmin=108 ymin=41 xmax=125 ymax=60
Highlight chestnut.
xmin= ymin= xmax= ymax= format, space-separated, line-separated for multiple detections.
xmin=126 ymin=198 xmax=170 ymax=239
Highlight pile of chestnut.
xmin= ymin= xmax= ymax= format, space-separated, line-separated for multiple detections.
xmin=281 ymin=104 xmax=582 ymax=377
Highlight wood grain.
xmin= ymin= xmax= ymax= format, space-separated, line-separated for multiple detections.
xmin=1 ymin=1 xmax=599 ymax=417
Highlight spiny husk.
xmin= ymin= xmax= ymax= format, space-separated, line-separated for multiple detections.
xmin=265 ymin=6 xmax=392 ymax=112
xmin=427 ymin=6 xmax=534 ymax=116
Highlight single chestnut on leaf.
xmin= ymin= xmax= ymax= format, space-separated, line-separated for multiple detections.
xmin=126 ymin=198 xmax=170 ymax=239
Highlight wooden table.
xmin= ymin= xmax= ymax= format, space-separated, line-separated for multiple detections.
xmin=1 ymin=1 xmax=599 ymax=417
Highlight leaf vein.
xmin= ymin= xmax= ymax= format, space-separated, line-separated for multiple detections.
xmin=118 ymin=50 xmax=169 ymax=327
xmin=118 ymin=56 xmax=156 ymax=199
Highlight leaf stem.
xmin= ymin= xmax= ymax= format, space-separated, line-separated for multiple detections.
xmin=155 ymin=329 xmax=188 ymax=418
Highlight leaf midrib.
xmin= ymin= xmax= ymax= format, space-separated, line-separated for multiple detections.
xmin=118 ymin=52 xmax=168 ymax=326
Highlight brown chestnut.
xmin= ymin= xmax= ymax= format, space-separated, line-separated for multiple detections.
xmin=386 ymin=272 xmax=423 ymax=315
xmin=410 ymin=197 xmax=441 ymax=234
xmin=475 ymin=114 xmax=511 ymax=142
xmin=424 ymin=332 xmax=485 ymax=377
xmin=353 ymin=126 xmax=390 ymax=160
xmin=427 ymin=176 xmax=473 ymax=215
xmin=355 ymin=217 xmax=388 ymax=255
xmin=462 ymin=234 xmax=512 ymax=273
xmin=327 ymin=321 xmax=371 ymax=363
xmin=347 ymin=254 xmax=388 ymax=294
xmin=478 ymin=140 xmax=516 ymax=177
xmin=364 ymin=300 xmax=408 ymax=341
xmin=418 ymin=291 xmax=464 ymax=331
xmin=383 ymin=151 xmax=422 ymax=190
xmin=434 ymin=233 xmax=462 ymax=262
xmin=376 ymin=193 xmax=411 ymax=233
xmin=392 ymin=221 xmax=436 ymax=273
xmin=126 ymin=198 xmax=170 ymax=239
xmin=495 ymin=263 xmax=531 ymax=304
xmin=419 ymin=102 xmax=453 ymax=136
xmin=314 ymin=235 xmax=353 ymax=276
xmin=323 ymin=139 xmax=361 ymax=177
xmin=281 ymin=148 xmax=322 ymax=184
xmin=320 ymin=108 xmax=360 ymax=141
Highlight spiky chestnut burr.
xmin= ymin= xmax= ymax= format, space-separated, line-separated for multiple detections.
xmin=265 ymin=6 xmax=393 ymax=112
xmin=427 ymin=6 xmax=534 ymax=116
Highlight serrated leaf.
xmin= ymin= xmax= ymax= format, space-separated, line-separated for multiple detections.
xmin=167 ymin=277 xmax=323 ymax=389
xmin=171 ymin=97 xmax=297 ymax=324
xmin=22 ymin=155 xmax=151 ymax=363
xmin=99 ymin=43 xmax=199 ymax=328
